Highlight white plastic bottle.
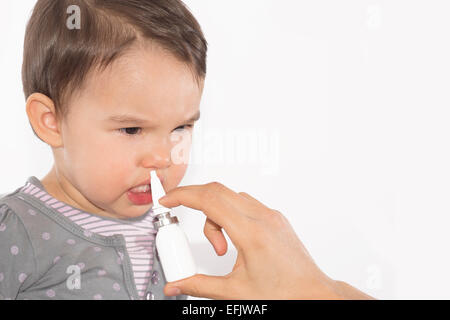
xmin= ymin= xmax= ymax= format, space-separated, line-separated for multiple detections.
xmin=150 ymin=170 xmax=197 ymax=282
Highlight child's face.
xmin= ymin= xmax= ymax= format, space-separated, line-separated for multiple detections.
xmin=52 ymin=43 xmax=203 ymax=219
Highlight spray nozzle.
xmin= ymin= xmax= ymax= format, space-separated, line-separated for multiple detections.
xmin=150 ymin=170 xmax=171 ymax=218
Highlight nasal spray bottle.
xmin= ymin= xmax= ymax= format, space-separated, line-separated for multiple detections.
xmin=150 ymin=170 xmax=197 ymax=282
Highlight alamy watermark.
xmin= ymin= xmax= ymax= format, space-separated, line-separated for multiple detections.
xmin=170 ymin=127 xmax=281 ymax=175
xmin=66 ymin=5 xmax=81 ymax=30
xmin=66 ymin=265 xmax=81 ymax=290
xmin=367 ymin=4 xmax=383 ymax=31
xmin=365 ymin=264 xmax=382 ymax=291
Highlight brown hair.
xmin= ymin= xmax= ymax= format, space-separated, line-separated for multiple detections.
xmin=22 ymin=0 xmax=207 ymax=135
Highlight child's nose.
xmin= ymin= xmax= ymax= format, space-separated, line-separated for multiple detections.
xmin=141 ymin=142 xmax=172 ymax=169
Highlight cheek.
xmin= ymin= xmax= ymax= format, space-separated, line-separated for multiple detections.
xmin=88 ymin=147 xmax=136 ymax=187
xmin=63 ymin=132 xmax=134 ymax=190
xmin=72 ymin=159 xmax=134 ymax=204
xmin=166 ymin=163 xmax=189 ymax=192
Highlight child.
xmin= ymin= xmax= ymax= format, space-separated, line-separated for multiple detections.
xmin=0 ymin=0 xmax=207 ymax=300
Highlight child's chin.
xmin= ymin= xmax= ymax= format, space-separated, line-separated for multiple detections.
xmin=121 ymin=204 xmax=153 ymax=218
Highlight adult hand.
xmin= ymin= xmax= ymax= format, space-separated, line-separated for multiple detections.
xmin=158 ymin=182 xmax=374 ymax=300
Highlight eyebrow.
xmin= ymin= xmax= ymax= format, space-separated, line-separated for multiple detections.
xmin=106 ymin=110 xmax=201 ymax=125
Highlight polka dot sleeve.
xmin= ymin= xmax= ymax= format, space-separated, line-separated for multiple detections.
xmin=0 ymin=205 xmax=36 ymax=300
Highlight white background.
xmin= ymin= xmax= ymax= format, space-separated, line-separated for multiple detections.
xmin=1 ymin=0 xmax=450 ymax=300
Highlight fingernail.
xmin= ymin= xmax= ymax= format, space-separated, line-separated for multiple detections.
xmin=166 ymin=287 xmax=181 ymax=296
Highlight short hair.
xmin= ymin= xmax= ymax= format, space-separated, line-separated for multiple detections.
xmin=22 ymin=0 xmax=207 ymax=132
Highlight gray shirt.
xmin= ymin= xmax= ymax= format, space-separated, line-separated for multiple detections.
xmin=0 ymin=176 xmax=187 ymax=300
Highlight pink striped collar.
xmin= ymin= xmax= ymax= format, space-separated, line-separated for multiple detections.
xmin=20 ymin=176 xmax=156 ymax=228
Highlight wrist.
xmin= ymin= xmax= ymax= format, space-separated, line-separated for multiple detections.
xmin=331 ymin=280 xmax=376 ymax=300
xmin=299 ymin=276 xmax=347 ymax=300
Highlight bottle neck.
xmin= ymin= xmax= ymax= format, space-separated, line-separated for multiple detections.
xmin=153 ymin=211 xmax=179 ymax=229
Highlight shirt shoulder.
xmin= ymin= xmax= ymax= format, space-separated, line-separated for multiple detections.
xmin=0 ymin=203 xmax=37 ymax=299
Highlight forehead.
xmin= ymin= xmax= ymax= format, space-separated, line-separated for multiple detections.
xmin=71 ymin=42 xmax=203 ymax=123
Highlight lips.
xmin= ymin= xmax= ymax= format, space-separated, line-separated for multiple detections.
xmin=127 ymin=176 xmax=153 ymax=205
xmin=127 ymin=189 xmax=152 ymax=205
xmin=128 ymin=181 xmax=152 ymax=205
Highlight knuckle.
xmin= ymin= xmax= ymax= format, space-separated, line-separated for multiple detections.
xmin=266 ymin=209 xmax=286 ymax=226
xmin=271 ymin=209 xmax=283 ymax=216
xmin=208 ymin=181 xmax=225 ymax=192
xmin=205 ymin=182 xmax=224 ymax=201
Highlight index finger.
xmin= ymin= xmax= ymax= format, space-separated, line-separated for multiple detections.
xmin=158 ymin=182 xmax=248 ymax=235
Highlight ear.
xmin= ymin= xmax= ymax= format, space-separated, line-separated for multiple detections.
xmin=26 ymin=93 xmax=63 ymax=148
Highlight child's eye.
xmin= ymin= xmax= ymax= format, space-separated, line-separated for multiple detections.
xmin=174 ymin=124 xmax=194 ymax=131
xmin=118 ymin=124 xmax=193 ymax=137
xmin=118 ymin=127 xmax=142 ymax=136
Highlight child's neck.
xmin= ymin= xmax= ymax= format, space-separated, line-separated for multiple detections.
xmin=40 ymin=166 xmax=116 ymax=219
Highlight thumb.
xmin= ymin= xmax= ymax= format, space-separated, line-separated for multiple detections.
xmin=164 ymin=273 xmax=232 ymax=300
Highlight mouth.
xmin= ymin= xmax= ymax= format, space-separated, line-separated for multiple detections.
xmin=128 ymin=183 xmax=151 ymax=193
xmin=129 ymin=175 xmax=152 ymax=191
xmin=127 ymin=180 xmax=153 ymax=205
